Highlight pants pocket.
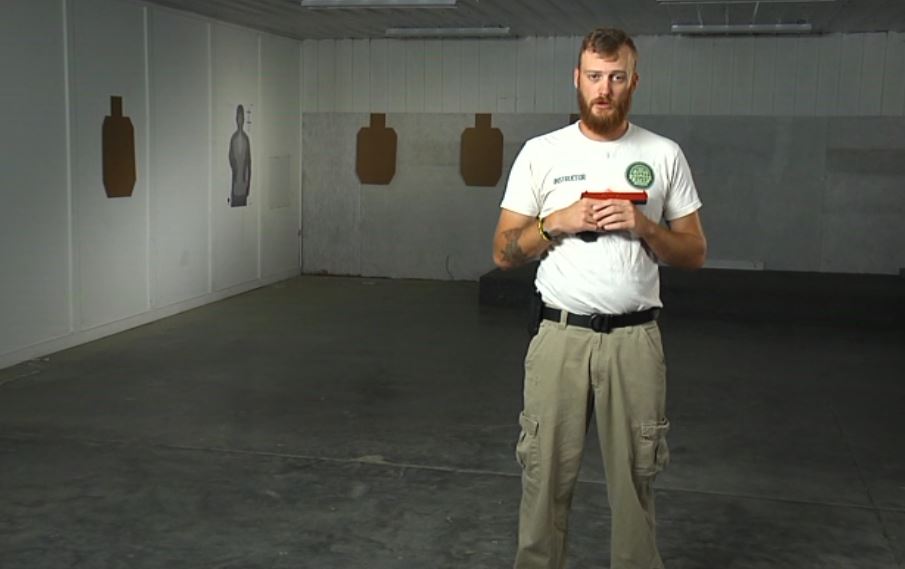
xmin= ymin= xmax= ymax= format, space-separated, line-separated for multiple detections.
xmin=635 ymin=418 xmax=670 ymax=477
xmin=515 ymin=412 xmax=540 ymax=480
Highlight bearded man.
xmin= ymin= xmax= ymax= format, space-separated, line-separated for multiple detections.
xmin=492 ymin=28 xmax=707 ymax=569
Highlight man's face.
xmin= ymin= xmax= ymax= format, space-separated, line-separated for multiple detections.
xmin=574 ymin=46 xmax=637 ymax=138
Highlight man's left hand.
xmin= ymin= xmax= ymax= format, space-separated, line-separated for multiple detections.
xmin=591 ymin=199 xmax=653 ymax=238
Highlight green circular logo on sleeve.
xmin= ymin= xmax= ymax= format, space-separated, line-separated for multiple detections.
xmin=626 ymin=162 xmax=654 ymax=189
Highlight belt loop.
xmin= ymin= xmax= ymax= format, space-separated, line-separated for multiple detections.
xmin=558 ymin=308 xmax=569 ymax=329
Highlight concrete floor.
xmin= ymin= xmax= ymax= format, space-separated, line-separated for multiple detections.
xmin=1 ymin=275 xmax=903 ymax=568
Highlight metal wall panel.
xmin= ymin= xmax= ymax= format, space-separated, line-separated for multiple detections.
xmin=369 ymin=39 xmax=388 ymax=112
xmin=334 ymin=39 xmax=353 ymax=112
xmin=882 ymin=32 xmax=905 ymax=116
xmin=860 ymin=33 xmax=888 ymax=115
xmin=441 ymin=40 xmax=462 ymax=113
xmin=423 ymin=40 xmax=443 ymax=113
xmin=298 ymin=32 xmax=905 ymax=116
xmin=301 ymin=40 xmax=318 ymax=113
xmin=405 ymin=40 xmax=425 ymax=113
xmin=316 ymin=38 xmax=335 ymax=112
xmin=352 ymin=39 xmax=370 ymax=112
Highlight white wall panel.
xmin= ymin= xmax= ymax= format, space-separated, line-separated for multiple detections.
xmin=369 ymin=39 xmax=388 ymax=112
xmin=730 ymin=37 xmax=755 ymax=115
xmin=497 ymin=40 xmax=518 ymax=113
xmin=773 ymin=37 xmax=798 ymax=115
xmin=881 ymin=32 xmax=905 ymax=116
xmin=516 ymin=37 xmax=537 ymax=113
xmin=316 ymin=38 xmax=336 ymax=112
xmin=441 ymin=40 xmax=462 ymax=113
xmin=816 ymin=34 xmax=842 ymax=116
xmin=148 ymin=9 xmax=211 ymax=309
xmin=860 ymin=33 xmax=887 ymax=115
xmin=70 ymin=0 xmax=149 ymax=329
xmin=459 ymin=41 xmax=481 ymax=112
xmin=423 ymin=40 xmax=443 ymax=113
xmin=261 ymin=34 xmax=301 ymax=279
xmin=553 ymin=36 xmax=575 ymax=113
xmin=710 ymin=38 xmax=733 ymax=115
xmin=752 ymin=37 xmax=776 ymax=116
xmin=387 ymin=40 xmax=407 ymax=112
xmin=691 ymin=38 xmax=715 ymax=115
xmin=0 ymin=0 xmax=71 ymax=354
xmin=533 ymin=37 xmax=556 ymax=113
xmin=837 ymin=34 xmax=864 ymax=115
xmin=666 ymin=37 xmax=691 ymax=115
xmin=352 ymin=39 xmax=371 ymax=112
xmin=794 ymin=37 xmax=821 ymax=116
xmin=631 ymin=35 xmax=654 ymax=115
xmin=647 ymin=35 xmax=675 ymax=115
xmin=299 ymin=32 xmax=905 ymax=118
xmin=211 ymin=23 xmax=259 ymax=291
xmin=334 ymin=39 xmax=354 ymax=112
xmin=478 ymin=40 xmax=500 ymax=112
xmin=405 ymin=40 xmax=426 ymax=112
xmin=301 ymin=40 xmax=318 ymax=112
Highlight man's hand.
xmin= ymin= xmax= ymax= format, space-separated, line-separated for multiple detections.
xmin=590 ymin=199 xmax=655 ymax=238
xmin=542 ymin=197 xmax=607 ymax=236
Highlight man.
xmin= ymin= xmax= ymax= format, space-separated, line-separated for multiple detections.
xmin=492 ymin=28 xmax=706 ymax=569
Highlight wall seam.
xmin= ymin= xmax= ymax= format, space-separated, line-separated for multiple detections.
xmin=62 ymin=0 xmax=76 ymax=334
xmin=207 ymin=22 xmax=214 ymax=293
xmin=144 ymin=6 xmax=152 ymax=310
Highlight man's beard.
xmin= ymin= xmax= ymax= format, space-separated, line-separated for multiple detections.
xmin=577 ymin=89 xmax=633 ymax=137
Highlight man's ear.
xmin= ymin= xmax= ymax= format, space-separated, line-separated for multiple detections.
xmin=573 ymin=67 xmax=579 ymax=89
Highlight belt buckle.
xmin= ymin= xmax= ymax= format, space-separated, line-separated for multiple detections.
xmin=588 ymin=313 xmax=613 ymax=333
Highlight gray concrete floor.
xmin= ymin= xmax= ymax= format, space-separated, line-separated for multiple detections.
xmin=1 ymin=275 xmax=903 ymax=568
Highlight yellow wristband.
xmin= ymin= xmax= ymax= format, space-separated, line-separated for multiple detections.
xmin=537 ymin=217 xmax=552 ymax=242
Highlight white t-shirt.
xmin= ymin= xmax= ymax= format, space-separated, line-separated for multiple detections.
xmin=500 ymin=122 xmax=702 ymax=315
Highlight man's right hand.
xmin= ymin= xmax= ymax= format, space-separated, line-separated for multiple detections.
xmin=543 ymin=197 xmax=603 ymax=237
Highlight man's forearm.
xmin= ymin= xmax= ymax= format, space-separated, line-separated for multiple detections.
xmin=494 ymin=220 xmax=553 ymax=270
xmin=642 ymin=223 xmax=706 ymax=269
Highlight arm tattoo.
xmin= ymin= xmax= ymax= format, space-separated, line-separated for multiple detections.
xmin=501 ymin=227 xmax=531 ymax=267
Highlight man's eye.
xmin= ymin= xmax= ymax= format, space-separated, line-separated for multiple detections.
xmin=611 ymin=73 xmax=627 ymax=83
xmin=587 ymin=73 xmax=602 ymax=81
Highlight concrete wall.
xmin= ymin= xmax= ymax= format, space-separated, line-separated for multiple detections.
xmin=302 ymin=113 xmax=905 ymax=280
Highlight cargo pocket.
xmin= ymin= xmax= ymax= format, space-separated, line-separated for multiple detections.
xmin=515 ymin=412 xmax=540 ymax=481
xmin=634 ymin=418 xmax=670 ymax=477
xmin=639 ymin=321 xmax=666 ymax=366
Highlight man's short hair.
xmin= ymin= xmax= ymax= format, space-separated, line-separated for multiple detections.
xmin=578 ymin=28 xmax=637 ymax=67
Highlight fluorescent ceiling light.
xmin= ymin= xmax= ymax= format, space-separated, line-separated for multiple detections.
xmin=659 ymin=0 xmax=833 ymax=4
xmin=385 ymin=26 xmax=511 ymax=38
xmin=671 ymin=22 xmax=813 ymax=34
xmin=301 ymin=0 xmax=456 ymax=8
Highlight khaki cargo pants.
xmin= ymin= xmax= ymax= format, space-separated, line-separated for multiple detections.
xmin=513 ymin=315 xmax=670 ymax=569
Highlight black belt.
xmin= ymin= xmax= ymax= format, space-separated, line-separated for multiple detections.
xmin=542 ymin=306 xmax=658 ymax=333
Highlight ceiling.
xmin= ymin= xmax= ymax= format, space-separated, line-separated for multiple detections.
xmin=142 ymin=0 xmax=905 ymax=40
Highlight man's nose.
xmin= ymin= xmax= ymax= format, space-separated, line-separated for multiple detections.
xmin=599 ymin=79 xmax=612 ymax=97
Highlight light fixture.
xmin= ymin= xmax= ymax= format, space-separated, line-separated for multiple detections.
xmin=385 ymin=26 xmax=511 ymax=38
xmin=658 ymin=0 xmax=833 ymax=4
xmin=301 ymin=0 xmax=456 ymax=8
xmin=671 ymin=22 xmax=813 ymax=34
